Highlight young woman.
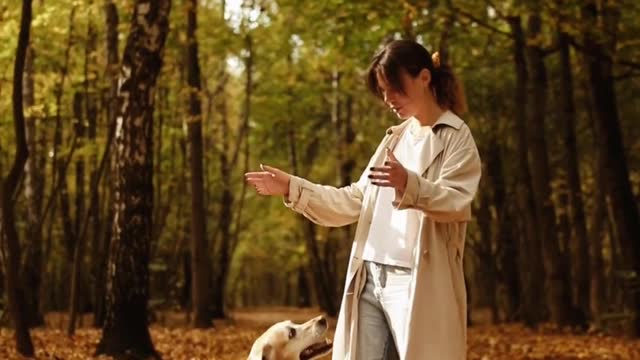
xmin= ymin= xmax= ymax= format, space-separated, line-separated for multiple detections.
xmin=245 ymin=39 xmax=481 ymax=360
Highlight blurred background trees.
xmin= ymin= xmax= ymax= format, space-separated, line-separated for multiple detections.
xmin=1 ymin=1 xmax=639 ymax=353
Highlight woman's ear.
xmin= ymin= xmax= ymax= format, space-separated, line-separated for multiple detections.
xmin=420 ymin=68 xmax=432 ymax=87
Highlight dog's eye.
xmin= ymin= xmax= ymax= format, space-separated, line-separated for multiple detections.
xmin=288 ymin=327 xmax=296 ymax=339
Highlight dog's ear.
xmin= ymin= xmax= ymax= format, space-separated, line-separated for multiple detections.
xmin=262 ymin=344 xmax=273 ymax=360
xmin=261 ymin=343 xmax=273 ymax=360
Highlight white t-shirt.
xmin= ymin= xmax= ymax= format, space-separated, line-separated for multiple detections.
xmin=362 ymin=118 xmax=430 ymax=268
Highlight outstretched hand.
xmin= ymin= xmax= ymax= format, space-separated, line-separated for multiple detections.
xmin=368 ymin=147 xmax=408 ymax=194
xmin=244 ymin=164 xmax=291 ymax=197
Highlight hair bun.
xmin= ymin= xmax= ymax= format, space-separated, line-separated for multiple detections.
xmin=432 ymin=52 xmax=441 ymax=69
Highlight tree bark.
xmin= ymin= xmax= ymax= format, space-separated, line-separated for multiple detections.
xmin=229 ymin=33 xmax=253 ymax=279
xmin=485 ymin=134 xmax=520 ymax=322
xmin=93 ymin=0 xmax=119 ymax=328
xmin=95 ymin=1 xmax=171 ymax=357
xmin=1 ymin=0 xmax=35 ymax=354
xmin=211 ymin=70 xmax=232 ymax=319
xmin=68 ymin=91 xmax=85 ymax=335
xmin=525 ymin=12 xmax=573 ymax=326
xmin=475 ymin=186 xmax=498 ymax=322
xmin=507 ymin=15 xmax=546 ymax=327
xmin=22 ymin=45 xmax=45 ymax=328
xmin=581 ymin=1 xmax=640 ymax=334
xmin=185 ymin=0 xmax=212 ymax=328
xmin=558 ymin=30 xmax=590 ymax=319
xmin=69 ymin=16 xmax=99 ymax=334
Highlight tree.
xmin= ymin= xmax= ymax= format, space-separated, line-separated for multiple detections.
xmin=557 ymin=26 xmax=590 ymax=319
xmin=93 ymin=0 xmax=120 ymax=328
xmin=95 ymin=0 xmax=171 ymax=357
xmin=525 ymin=10 xmax=573 ymax=326
xmin=580 ymin=0 xmax=640 ymax=334
xmin=22 ymin=44 xmax=45 ymax=328
xmin=185 ymin=0 xmax=213 ymax=328
xmin=1 ymin=0 xmax=35 ymax=355
xmin=506 ymin=15 xmax=546 ymax=326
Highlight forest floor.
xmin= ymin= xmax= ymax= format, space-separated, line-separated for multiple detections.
xmin=1 ymin=307 xmax=640 ymax=359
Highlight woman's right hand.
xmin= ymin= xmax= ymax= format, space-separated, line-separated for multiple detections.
xmin=244 ymin=164 xmax=291 ymax=197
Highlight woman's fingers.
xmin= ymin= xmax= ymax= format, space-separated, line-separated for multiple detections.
xmin=369 ymin=166 xmax=392 ymax=173
xmin=370 ymin=180 xmax=394 ymax=187
xmin=368 ymin=173 xmax=391 ymax=180
xmin=245 ymin=171 xmax=273 ymax=177
xmin=244 ymin=172 xmax=273 ymax=182
xmin=245 ymin=173 xmax=274 ymax=195
xmin=251 ymin=180 xmax=272 ymax=195
xmin=260 ymin=164 xmax=285 ymax=177
xmin=369 ymin=169 xmax=398 ymax=188
xmin=245 ymin=165 xmax=289 ymax=196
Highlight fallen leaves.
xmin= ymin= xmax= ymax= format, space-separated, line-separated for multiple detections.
xmin=1 ymin=309 xmax=640 ymax=359
xmin=468 ymin=323 xmax=640 ymax=359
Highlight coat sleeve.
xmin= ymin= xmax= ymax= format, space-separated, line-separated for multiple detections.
xmin=283 ymin=175 xmax=366 ymax=227
xmin=392 ymin=145 xmax=481 ymax=222
xmin=284 ymin=136 xmax=389 ymax=227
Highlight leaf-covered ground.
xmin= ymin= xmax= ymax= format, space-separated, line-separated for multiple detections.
xmin=1 ymin=308 xmax=640 ymax=359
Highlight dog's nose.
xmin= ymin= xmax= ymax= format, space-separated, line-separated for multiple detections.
xmin=318 ymin=316 xmax=327 ymax=327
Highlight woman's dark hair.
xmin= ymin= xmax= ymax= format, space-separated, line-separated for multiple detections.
xmin=366 ymin=39 xmax=467 ymax=115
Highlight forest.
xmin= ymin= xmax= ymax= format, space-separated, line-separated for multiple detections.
xmin=0 ymin=0 xmax=639 ymax=358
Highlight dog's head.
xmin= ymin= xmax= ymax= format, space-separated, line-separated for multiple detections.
xmin=248 ymin=315 xmax=332 ymax=360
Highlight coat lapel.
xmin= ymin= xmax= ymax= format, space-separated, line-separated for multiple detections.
xmin=413 ymin=111 xmax=462 ymax=176
xmin=416 ymin=128 xmax=444 ymax=177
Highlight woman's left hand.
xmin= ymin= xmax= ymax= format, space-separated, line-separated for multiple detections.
xmin=368 ymin=147 xmax=408 ymax=194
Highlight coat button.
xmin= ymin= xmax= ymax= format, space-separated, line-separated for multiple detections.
xmin=422 ymin=250 xmax=430 ymax=259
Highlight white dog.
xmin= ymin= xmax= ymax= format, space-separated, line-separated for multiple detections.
xmin=248 ymin=315 xmax=332 ymax=360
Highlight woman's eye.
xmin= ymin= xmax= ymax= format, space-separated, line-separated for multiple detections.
xmin=288 ymin=328 xmax=296 ymax=339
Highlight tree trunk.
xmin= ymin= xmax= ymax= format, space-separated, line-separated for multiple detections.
xmin=1 ymin=0 xmax=35 ymax=354
xmin=328 ymin=70 xmax=346 ymax=303
xmin=284 ymin=50 xmax=337 ymax=316
xmin=558 ymin=31 xmax=591 ymax=319
xmin=526 ymin=12 xmax=573 ymax=326
xmin=22 ymin=45 xmax=45 ymax=328
xmin=68 ymin=92 xmax=85 ymax=335
xmin=581 ymin=0 xmax=640 ymax=334
xmin=212 ymin=71 xmax=232 ymax=319
xmin=94 ymin=0 xmax=119 ymax=328
xmin=185 ymin=0 xmax=212 ymax=328
xmin=485 ymin=134 xmax=520 ymax=322
xmin=53 ymin=10 xmax=78 ymax=314
xmin=69 ymin=16 xmax=99 ymax=334
xmin=86 ymin=17 xmax=101 ymax=327
xmin=289 ymin=129 xmax=336 ymax=315
xmin=507 ymin=15 xmax=546 ymax=327
xmin=475 ymin=187 xmax=498 ymax=322
xmin=59 ymin=169 xmax=76 ymax=258
xmin=228 ymin=33 xmax=253 ymax=291
xmin=297 ymin=265 xmax=311 ymax=307
xmin=74 ymin=93 xmax=86 ymax=246
xmin=590 ymin=154 xmax=607 ymax=324
xmin=95 ymin=1 xmax=171 ymax=357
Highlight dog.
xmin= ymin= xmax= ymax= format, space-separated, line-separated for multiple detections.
xmin=248 ymin=315 xmax=333 ymax=360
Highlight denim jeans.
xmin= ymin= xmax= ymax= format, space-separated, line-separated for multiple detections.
xmin=356 ymin=261 xmax=412 ymax=360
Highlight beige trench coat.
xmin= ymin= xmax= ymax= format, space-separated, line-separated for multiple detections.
xmin=285 ymin=111 xmax=481 ymax=360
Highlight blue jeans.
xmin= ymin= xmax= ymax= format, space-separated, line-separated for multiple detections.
xmin=357 ymin=261 xmax=412 ymax=360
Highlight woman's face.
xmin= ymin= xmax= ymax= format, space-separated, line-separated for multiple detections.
xmin=376 ymin=68 xmax=431 ymax=120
